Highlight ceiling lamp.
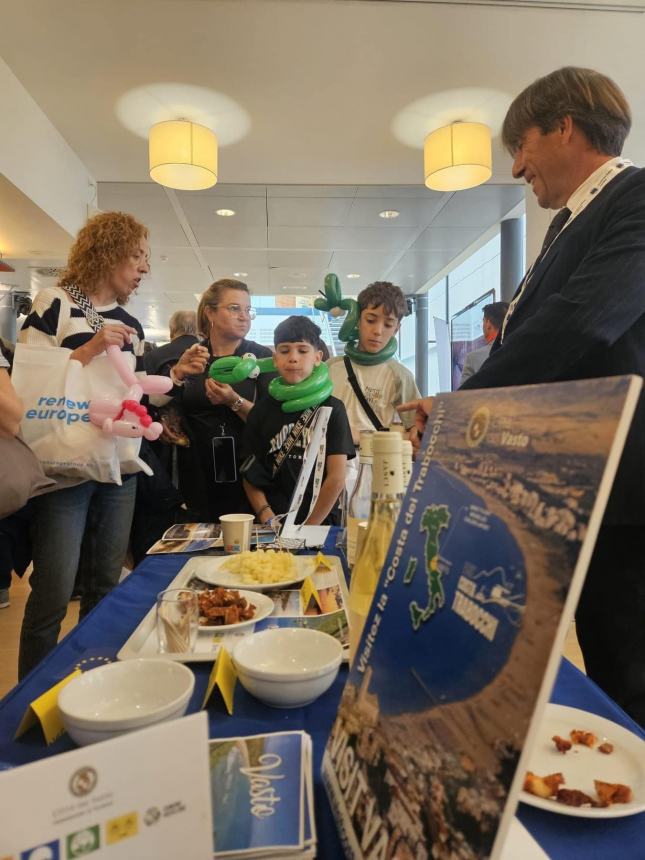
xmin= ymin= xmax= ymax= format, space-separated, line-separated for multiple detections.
xmin=424 ymin=122 xmax=492 ymax=192
xmin=149 ymin=120 xmax=217 ymax=191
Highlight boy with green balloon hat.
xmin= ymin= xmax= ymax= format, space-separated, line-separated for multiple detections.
xmin=240 ymin=316 xmax=355 ymax=526
xmin=320 ymin=276 xmax=420 ymax=444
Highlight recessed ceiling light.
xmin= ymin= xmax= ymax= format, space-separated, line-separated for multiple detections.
xmin=234 ymin=272 xmax=248 ymax=278
xmin=160 ymin=255 xmax=168 ymax=262
xmin=379 ymin=210 xmax=400 ymax=219
xmin=347 ymin=273 xmax=360 ymax=279
xmin=216 ymin=208 xmax=235 ymax=217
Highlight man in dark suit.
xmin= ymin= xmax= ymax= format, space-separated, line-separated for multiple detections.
xmin=143 ymin=309 xmax=199 ymax=376
xmin=402 ymin=67 xmax=645 ymax=725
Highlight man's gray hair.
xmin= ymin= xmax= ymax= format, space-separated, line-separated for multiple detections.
xmin=169 ymin=310 xmax=198 ymax=338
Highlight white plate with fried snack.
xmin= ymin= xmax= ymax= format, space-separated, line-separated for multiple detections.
xmin=196 ymin=550 xmax=312 ymax=592
xmin=198 ymin=588 xmax=274 ymax=632
xmin=521 ymin=704 xmax=645 ymax=817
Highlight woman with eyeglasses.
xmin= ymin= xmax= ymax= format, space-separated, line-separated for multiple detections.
xmin=170 ymin=278 xmax=275 ymax=521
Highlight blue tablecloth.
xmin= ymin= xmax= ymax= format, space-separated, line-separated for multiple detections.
xmin=1 ymin=534 xmax=643 ymax=859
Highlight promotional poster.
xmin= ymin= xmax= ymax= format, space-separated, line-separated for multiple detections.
xmin=323 ymin=376 xmax=640 ymax=860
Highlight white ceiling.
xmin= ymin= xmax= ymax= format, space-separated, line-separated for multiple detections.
xmin=95 ymin=181 xmax=523 ymax=331
xmin=2 ymin=0 xmax=644 ymax=335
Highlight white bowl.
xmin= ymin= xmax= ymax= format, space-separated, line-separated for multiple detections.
xmin=58 ymin=658 xmax=195 ymax=746
xmin=232 ymin=628 xmax=342 ymax=708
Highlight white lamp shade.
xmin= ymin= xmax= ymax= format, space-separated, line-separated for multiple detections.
xmin=424 ymin=122 xmax=492 ymax=192
xmin=149 ymin=120 xmax=218 ymax=191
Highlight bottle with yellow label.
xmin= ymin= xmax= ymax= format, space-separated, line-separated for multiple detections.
xmin=346 ymin=431 xmax=373 ymax=566
xmin=348 ymin=431 xmax=403 ymax=663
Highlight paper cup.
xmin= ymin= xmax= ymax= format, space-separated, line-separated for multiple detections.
xmin=220 ymin=513 xmax=255 ymax=553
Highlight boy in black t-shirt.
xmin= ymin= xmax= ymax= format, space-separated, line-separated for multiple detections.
xmin=241 ymin=317 xmax=355 ymax=526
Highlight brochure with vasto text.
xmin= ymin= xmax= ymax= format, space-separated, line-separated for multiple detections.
xmin=323 ymin=376 xmax=641 ymax=860
xmin=210 ymin=730 xmax=315 ymax=859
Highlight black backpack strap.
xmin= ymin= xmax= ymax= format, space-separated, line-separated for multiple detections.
xmin=343 ymin=355 xmax=386 ymax=432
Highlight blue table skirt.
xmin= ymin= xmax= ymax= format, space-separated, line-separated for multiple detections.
xmin=1 ymin=535 xmax=643 ymax=859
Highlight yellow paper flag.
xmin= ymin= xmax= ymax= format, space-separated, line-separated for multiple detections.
xmin=301 ymin=575 xmax=322 ymax=611
xmin=15 ymin=669 xmax=82 ymax=744
xmin=202 ymin=647 xmax=237 ymax=715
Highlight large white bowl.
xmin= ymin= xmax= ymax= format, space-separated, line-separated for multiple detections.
xmin=58 ymin=658 xmax=195 ymax=746
xmin=232 ymin=628 xmax=342 ymax=708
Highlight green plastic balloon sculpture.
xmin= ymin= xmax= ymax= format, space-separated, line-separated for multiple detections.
xmin=209 ymin=353 xmax=333 ymax=413
xmin=268 ymin=363 xmax=333 ymax=412
xmin=209 ymin=354 xmax=275 ymax=384
xmin=315 ymin=273 xmax=397 ymax=365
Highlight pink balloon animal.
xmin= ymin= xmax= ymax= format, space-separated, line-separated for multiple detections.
xmin=88 ymin=345 xmax=173 ymax=441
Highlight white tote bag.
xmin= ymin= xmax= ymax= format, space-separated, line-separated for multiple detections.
xmin=12 ymin=343 xmax=147 ymax=484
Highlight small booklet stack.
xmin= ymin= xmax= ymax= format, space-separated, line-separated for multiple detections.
xmin=210 ymin=730 xmax=316 ymax=859
xmin=147 ymin=523 xmax=277 ymax=554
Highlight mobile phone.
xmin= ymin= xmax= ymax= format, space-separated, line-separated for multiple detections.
xmin=211 ymin=435 xmax=237 ymax=483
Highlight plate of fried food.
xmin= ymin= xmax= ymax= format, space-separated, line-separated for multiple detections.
xmin=197 ymin=587 xmax=274 ymax=632
xmin=198 ymin=550 xmax=311 ymax=592
xmin=521 ymin=704 xmax=645 ymax=817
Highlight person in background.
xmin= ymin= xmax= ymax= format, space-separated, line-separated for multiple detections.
xmin=0 ymin=353 xmax=24 ymax=608
xmin=143 ymin=309 xmax=198 ymax=376
xmin=460 ymin=301 xmax=509 ymax=383
xmin=241 ymin=317 xmax=354 ymax=526
xmin=400 ymin=67 xmax=645 ymax=726
xmin=17 ymin=211 xmax=151 ymax=677
xmin=168 ymin=279 xmax=275 ymax=522
xmin=327 ymin=281 xmax=420 ymax=443
xmin=129 ymin=310 xmax=200 ymax=562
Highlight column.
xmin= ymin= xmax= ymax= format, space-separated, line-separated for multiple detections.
xmin=414 ymin=293 xmax=429 ymax=396
xmin=500 ymin=218 xmax=524 ymax=302
xmin=0 ymin=289 xmax=16 ymax=344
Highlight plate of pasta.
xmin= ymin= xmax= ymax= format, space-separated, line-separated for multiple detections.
xmin=197 ymin=550 xmax=312 ymax=592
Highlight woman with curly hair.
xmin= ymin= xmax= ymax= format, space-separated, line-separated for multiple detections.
xmin=17 ymin=211 xmax=150 ymax=677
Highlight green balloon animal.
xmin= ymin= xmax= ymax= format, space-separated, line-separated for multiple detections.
xmin=313 ymin=273 xmax=397 ymax=365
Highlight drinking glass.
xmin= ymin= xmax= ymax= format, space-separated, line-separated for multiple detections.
xmin=156 ymin=588 xmax=199 ymax=654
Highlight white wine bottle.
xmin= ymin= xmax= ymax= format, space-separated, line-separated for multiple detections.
xmin=346 ymin=431 xmax=373 ymax=566
xmin=401 ymin=438 xmax=413 ymax=489
xmin=348 ymin=431 xmax=403 ymax=663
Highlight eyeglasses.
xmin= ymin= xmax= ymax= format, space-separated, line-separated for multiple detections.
xmin=213 ymin=303 xmax=256 ymax=320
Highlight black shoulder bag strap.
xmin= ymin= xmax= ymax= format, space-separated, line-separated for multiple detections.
xmin=62 ymin=283 xmax=105 ymax=332
xmin=271 ymin=406 xmax=318 ymax=478
xmin=343 ymin=355 xmax=386 ymax=432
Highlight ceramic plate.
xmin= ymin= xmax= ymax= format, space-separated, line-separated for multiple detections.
xmin=198 ymin=589 xmax=274 ymax=632
xmin=520 ymin=704 xmax=645 ymax=817
xmin=195 ymin=554 xmax=312 ymax=592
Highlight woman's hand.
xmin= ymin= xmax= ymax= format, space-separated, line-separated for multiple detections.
xmin=205 ymin=378 xmax=239 ymax=407
xmin=71 ymin=323 xmax=138 ymax=365
xmin=173 ymin=344 xmax=210 ymax=381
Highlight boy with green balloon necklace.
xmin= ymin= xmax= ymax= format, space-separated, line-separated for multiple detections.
xmin=325 ymin=280 xmax=420 ymax=444
xmin=240 ymin=316 xmax=355 ymax=526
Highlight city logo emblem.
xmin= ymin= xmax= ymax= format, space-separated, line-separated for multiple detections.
xmin=105 ymin=812 xmax=138 ymax=845
xmin=68 ymin=767 xmax=97 ymax=798
xmin=66 ymin=826 xmax=99 ymax=858
xmin=466 ymin=406 xmax=490 ymax=447
xmin=20 ymin=841 xmax=60 ymax=860
xmin=144 ymin=807 xmax=161 ymax=826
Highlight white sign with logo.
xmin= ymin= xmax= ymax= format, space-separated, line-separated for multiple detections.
xmin=0 ymin=712 xmax=212 ymax=859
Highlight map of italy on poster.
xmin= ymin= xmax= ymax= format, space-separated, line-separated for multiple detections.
xmin=323 ymin=376 xmax=641 ymax=860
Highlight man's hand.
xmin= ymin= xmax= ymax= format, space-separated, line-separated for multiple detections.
xmin=397 ymin=397 xmax=434 ymax=455
xmin=205 ymin=378 xmax=238 ymax=407
xmin=173 ymin=344 xmax=209 ymax=381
